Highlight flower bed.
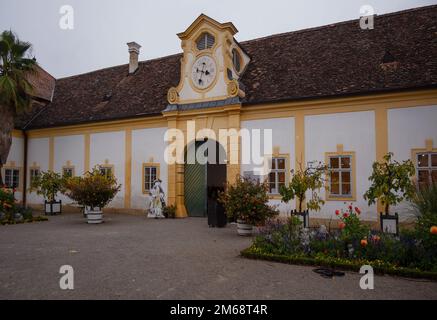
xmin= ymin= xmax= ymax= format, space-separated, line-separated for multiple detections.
xmin=241 ymin=245 xmax=437 ymax=280
xmin=241 ymin=204 xmax=437 ymax=280
xmin=1 ymin=215 xmax=48 ymax=225
xmin=0 ymin=187 xmax=48 ymax=225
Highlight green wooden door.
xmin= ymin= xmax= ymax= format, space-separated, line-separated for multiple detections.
xmin=184 ymin=143 xmax=207 ymax=217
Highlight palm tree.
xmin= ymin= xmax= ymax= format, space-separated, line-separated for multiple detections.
xmin=0 ymin=30 xmax=37 ymax=185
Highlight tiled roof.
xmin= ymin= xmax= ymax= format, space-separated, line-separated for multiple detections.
xmin=14 ymin=65 xmax=55 ymax=129
xmin=27 ymin=65 xmax=55 ymax=102
xmin=21 ymin=5 xmax=437 ymax=130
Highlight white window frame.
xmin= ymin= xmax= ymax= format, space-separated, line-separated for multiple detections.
xmin=142 ymin=164 xmax=159 ymax=194
xmin=268 ymin=157 xmax=287 ymax=195
xmin=416 ymin=152 xmax=437 ymax=188
xmin=328 ymin=155 xmax=353 ymax=198
xmin=4 ymin=168 xmax=20 ymax=189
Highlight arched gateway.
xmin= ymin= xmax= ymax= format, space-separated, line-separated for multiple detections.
xmin=184 ymin=139 xmax=227 ymax=217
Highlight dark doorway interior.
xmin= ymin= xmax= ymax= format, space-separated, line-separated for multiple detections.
xmin=184 ymin=140 xmax=227 ymax=226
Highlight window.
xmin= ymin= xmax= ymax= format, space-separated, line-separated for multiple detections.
xmin=196 ymin=32 xmax=215 ymax=51
xmin=143 ymin=164 xmax=159 ymax=193
xmin=62 ymin=167 xmax=74 ymax=178
xmin=4 ymin=168 xmax=20 ymax=189
xmin=328 ymin=155 xmax=353 ymax=198
xmin=268 ymin=157 xmax=286 ymax=194
xmin=99 ymin=166 xmax=113 ymax=179
xmin=416 ymin=152 xmax=437 ymax=189
xmin=30 ymin=168 xmax=40 ymax=184
xmin=232 ymin=49 xmax=241 ymax=72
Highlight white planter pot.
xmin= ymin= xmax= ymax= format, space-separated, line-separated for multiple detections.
xmin=85 ymin=207 xmax=103 ymax=224
xmin=237 ymin=220 xmax=253 ymax=236
xmin=45 ymin=200 xmax=62 ymax=215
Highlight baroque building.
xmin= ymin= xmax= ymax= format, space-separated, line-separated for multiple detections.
xmin=6 ymin=6 xmax=437 ymax=223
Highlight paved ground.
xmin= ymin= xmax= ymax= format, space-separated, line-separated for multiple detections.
xmin=0 ymin=214 xmax=436 ymax=300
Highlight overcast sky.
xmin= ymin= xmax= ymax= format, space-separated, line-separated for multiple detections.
xmin=1 ymin=0 xmax=435 ymax=78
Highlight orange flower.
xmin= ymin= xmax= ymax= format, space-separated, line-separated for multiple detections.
xmin=355 ymin=207 xmax=361 ymax=214
xmin=430 ymin=226 xmax=437 ymax=235
xmin=372 ymin=235 xmax=381 ymax=242
xmin=360 ymin=239 xmax=368 ymax=247
xmin=339 ymin=222 xmax=346 ymax=229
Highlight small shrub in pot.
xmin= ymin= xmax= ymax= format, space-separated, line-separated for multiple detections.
xmin=218 ymin=175 xmax=278 ymax=235
xmin=63 ymin=167 xmax=121 ymax=224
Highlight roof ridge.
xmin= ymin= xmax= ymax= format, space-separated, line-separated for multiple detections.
xmin=240 ymin=4 xmax=437 ymax=45
xmin=56 ymin=52 xmax=182 ymax=81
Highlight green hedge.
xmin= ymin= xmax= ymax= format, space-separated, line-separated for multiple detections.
xmin=241 ymin=245 xmax=437 ymax=281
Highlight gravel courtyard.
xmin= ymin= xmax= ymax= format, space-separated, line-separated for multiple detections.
xmin=0 ymin=213 xmax=436 ymax=300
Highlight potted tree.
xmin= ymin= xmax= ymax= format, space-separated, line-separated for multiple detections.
xmin=364 ymin=152 xmax=415 ymax=234
xmin=63 ymin=167 xmax=121 ymax=224
xmin=31 ymin=171 xmax=64 ymax=215
xmin=219 ymin=175 xmax=278 ymax=236
xmin=279 ymin=161 xmax=326 ymax=228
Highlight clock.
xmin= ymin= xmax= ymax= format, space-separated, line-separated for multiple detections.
xmin=191 ymin=55 xmax=216 ymax=90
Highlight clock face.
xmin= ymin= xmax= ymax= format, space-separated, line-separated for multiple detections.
xmin=191 ymin=55 xmax=217 ymax=90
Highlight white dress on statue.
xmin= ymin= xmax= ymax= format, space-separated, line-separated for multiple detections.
xmin=148 ymin=180 xmax=165 ymax=219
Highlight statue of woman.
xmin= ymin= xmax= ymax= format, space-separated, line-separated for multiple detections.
xmin=148 ymin=179 xmax=165 ymax=219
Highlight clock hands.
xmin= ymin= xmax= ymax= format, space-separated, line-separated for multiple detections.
xmin=193 ymin=59 xmax=214 ymax=88
xmin=198 ymin=62 xmax=206 ymax=86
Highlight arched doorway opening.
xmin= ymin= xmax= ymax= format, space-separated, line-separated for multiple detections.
xmin=184 ymin=139 xmax=227 ymax=219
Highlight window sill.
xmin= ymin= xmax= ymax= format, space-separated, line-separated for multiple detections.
xmin=268 ymin=194 xmax=282 ymax=200
xmin=326 ymin=195 xmax=356 ymax=202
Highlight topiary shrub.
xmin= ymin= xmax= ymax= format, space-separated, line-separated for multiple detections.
xmin=218 ymin=175 xmax=278 ymax=226
xmin=63 ymin=167 xmax=121 ymax=209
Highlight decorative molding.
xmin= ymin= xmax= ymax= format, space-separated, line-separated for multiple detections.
xmin=167 ymin=87 xmax=179 ymax=104
xmin=227 ymin=80 xmax=239 ymax=97
xmin=425 ymin=138 xmax=434 ymax=151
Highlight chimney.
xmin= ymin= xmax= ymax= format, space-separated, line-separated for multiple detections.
xmin=127 ymin=42 xmax=141 ymax=74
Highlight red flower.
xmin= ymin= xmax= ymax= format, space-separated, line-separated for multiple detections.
xmin=343 ymin=213 xmax=349 ymax=218
xmin=348 ymin=205 xmax=353 ymax=210
xmin=355 ymin=207 xmax=361 ymax=214
xmin=335 ymin=210 xmax=340 ymax=216
xmin=339 ymin=222 xmax=346 ymax=229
